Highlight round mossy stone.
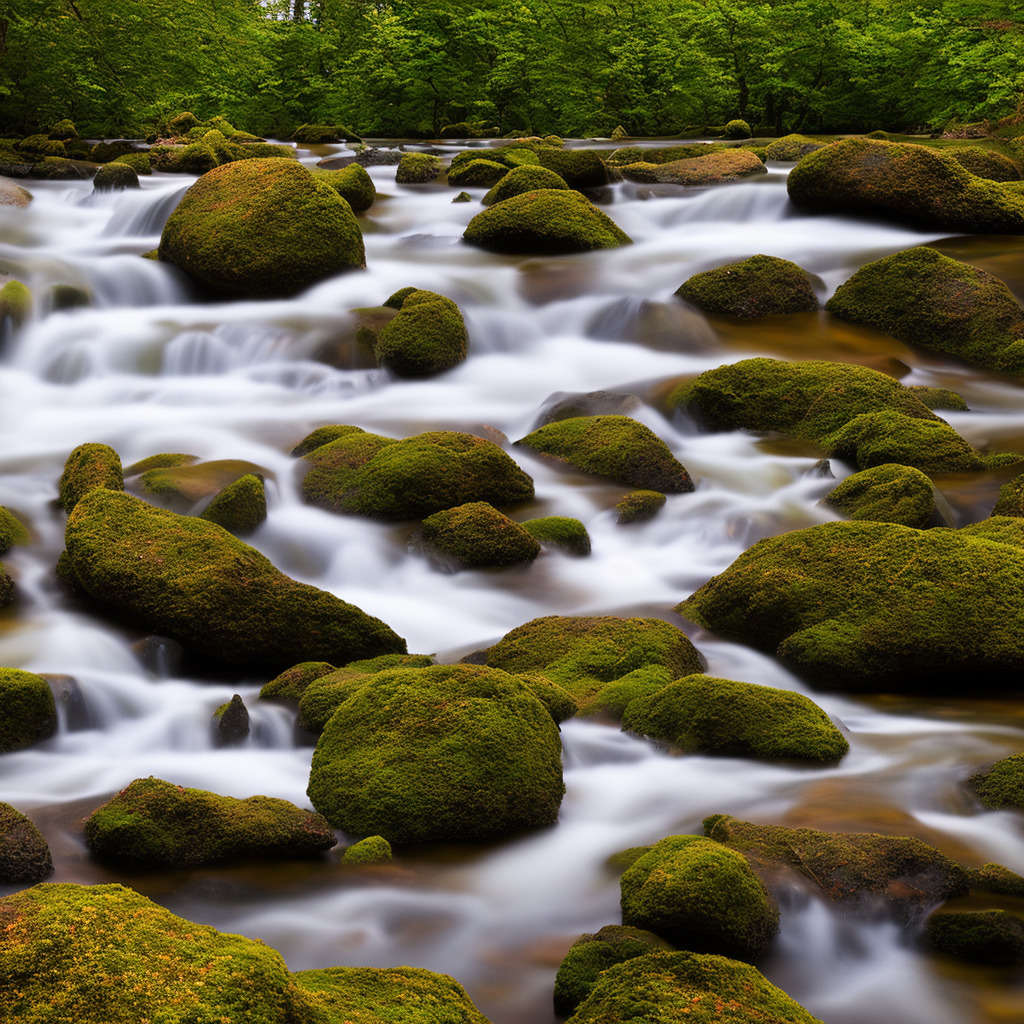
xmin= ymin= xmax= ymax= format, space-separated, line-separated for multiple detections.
xmin=291 ymin=424 xmax=366 ymax=458
xmin=822 ymin=463 xmax=937 ymax=528
xmin=676 ymin=255 xmax=819 ymax=318
xmin=616 ymin=489 xmax=666 ymax=524
xmin=621 ymin=674 xmax=848 ymax=764
xmin=765 ymin=134 xmax=829 ymax=161
xmin=383 ymin=286 xmax=418 ymax=309
xmin=967 ymin=862 xmax=1024 ymax=896
xmin=340 ymin=835 xmax=392 ymax=865
xmin=93 ymin=162 xmax=139 ymax=191
xmin=306 ymin=663 xmax=564 ymax=843
xmin=447 ymin=158 xmax=509 ymax=188
xmin=0 ymin=669 xmax=57 ymax=754
xmin=58 ymin=442 xmax=123 ymax=514
xmin=994 ymin=473 xmax=1024 ymax=516
xmin=158 ymin=158 xmax=365 ymax=298
xmin=533 ymin=147 xmax=609 ymax=187
xmin=967 ymin=752 xmax=1024 ymax=810
xmin=0 ymin=280 xmax=31 ymax=322
xmin=924 ymin=910 xmax=1024 ymax=966
xmin=111 ymin=152 xmax=152 ymax=175
xmin=482 ymin=164 xmax=571 ymax=206
xmin=374 ymin=289 xmax=468 ymax=377
xmin=422 ymin=501 xmax=540 ymax=569
xmin=84 ymin=776 xmax=336 ymax=868
xmin=452 ymin=190 xmax=472 ymax=202
xmin=0 ymin=803 xmax=53 ymax=884
xmin=0 ymin=506 xmax=29 ymax=555
xmin=395 ymin=153 xmax=443 ymax=184
xmin=590 ymin=665 xmax=675 ymax=720
xmin=620 ymin=835 xmax=779 ymax=961
xmin=906 ymin=384 xmax=969 ymax=412
xmin=212 ymin=694 xmax=250 ymax=747
xmin=464 ymin=189 xmax=631 ymax=255
xmin=522 ymin=516 xmax=591 ymax=555
xmin=723 ymin=119 xmax=752 ymax=139
xmin=516 ymin=672 xmax=579 ymax=723
xmin=313 ymin=163 xmax=375 ymax=212
xmin=200 ymin=473 xmax=267 ymax=534
xmin=260 ymin=661 xmax=337 ymax=705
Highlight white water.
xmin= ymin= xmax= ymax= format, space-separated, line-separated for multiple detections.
xmin=2 ymin=151 xmax=1024 ymax=1024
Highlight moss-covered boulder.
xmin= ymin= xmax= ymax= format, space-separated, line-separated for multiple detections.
xmin=422 ymin=502 xmax=540 ymax=569
xmin=464 ymin=189 xmax=631 ymax=256
xmin=620 ymin=835 xmax=779 ymax=960
xmin=994 ymin=474 xmax=1024 ymax=517
xmin=765 ymin=134 xmax=829 ymax=161
xmin=607 ymin=143 xmax=725 ymax=166
xmin=447 ymin=158 xmax=509 ymax=188
xmin=339 ymin=835 xmax=392 ymax=865
xmin=723 ymin=119 xmax=752 ymax=139
xmin=923 ymin=910 xmax=1024 ymax=966
xmin=616 ymin=489 xmax=666 ymax=524
xmin=300 ymin=429 xmax=534 ymax=519
xmin=522 ymin=516 xmax=591 ymax=555
xmin=122 ymin=452 xmax=198 ymax=475
xmin=212 ymin=694 xmax=250 ymax=747
xmin=110 ymin=152 xmax=151 ymax=175
xmin=565 ymin=950 xmax=822 ymax=1024
xmin=949 ymin=146 xmax=1022 ymax=181
xmin=0 ymin=882 xmax=316 ymax=1023
xmin=374 ymin=288 xmax=468 ymax=377
xmin=554 ymin=925 xmax=673 ymax=1017
xmin=704 ymin=814 xmax=969 ymax=913
xmin=259 ymin=660 xmax=337 ymax=706
xmin=482 ymin=164 xmax=571 ymax=206
xmin=0 ymin=506 xmax=29 ymax=555
xmin=313 ymin=163 xmax=376 ymax=213
xmin=200 ymin=473 xmax=267 ymax=533
xmin=619 ymin=150 xmax=766 ymax=186
xmin=58 ymin=442 xmax=123 ymax=514
xmin=516 ymin=415 xmax=693 ymax=492
xmin=158 ymin=158 xmax=365 ymax=298
xmin=676 ymin=255 xmax=819 ymax=318
xmin=822 ymin=463 xmax=938 ymax=528
xmin=63 ymin=488 xmax=405 ymax=671
xmin=306 ymin=663 xmax=564 ymax=843
xmin=533 ymin=148 xmax=610 ymax=188
xmin=485 ymin=615 xmax=702 ymax=713
xmin=290 ymin=424 xmax=365 ymax=458
xmin=395 ymin=153 xmax=443 ymax=183
xmin=680 ymin=517 xmax=1024 ymax=692
xmin=968 ymin=862 xmax=1024 ymax=896
xmin=0 ymin=280 xmax=31 ymax=330
xmin=826 ymin=248 xmax=1024 ymax=374
xmin=787 ymin=138 xmax=1024 ymax=232
xmin=0 ymin=177 xmax=31 ymax=208
xmin=0 ymin=668 xmax=56 ymax=754
xmin=622 ymin=674 xmax=848 ymax=763
xmin=92 ymin=162 xmax=139 ymax=191
xmin=967 ymin=753 xmax=1024 ymax=810
xmin=84 ymin=776 xmax=335 ymax=868
xmin=139 ymin=458 xmax=267 ymax=507
xmin=0 ymin=804 xmax=52 ymax=883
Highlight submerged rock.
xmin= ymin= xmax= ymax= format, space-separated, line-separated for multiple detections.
xmin=0 ymin=669 xmax=56 ymax=754
xmin=422 ymin=501 xmax=540 ymax=569
xmin=924 ymin=910 xmax=1024 ymax=966
xmin=822 ymin=463 xmax=939 ymax=528
xmin=676 ymin=255 xmax=819 ymax=318
xmin=0 ymin=804 xmax=52 ymax=884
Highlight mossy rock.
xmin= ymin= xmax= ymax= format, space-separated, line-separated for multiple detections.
xmin=447 ymin=158 xmax=509 ymax=189
xmin=723 ymin=119 xmax=752 ymax=139
xmin=620 ymin=835 xmax=779 ymax=960
xmin=158 ymin=158 xmax=365 ymax=298
xmin=565 ymin=950 xmax=822 ymax=1024
xmin=924 ymin=910 xmax=1024 ymax=966
xmin=395 ymin=153 xmax=443 ymax=184
xmin=826 ymin=248 xmax=1024 ymax=374
xmin=619 ymin=150 xmax=766 ymax=186
xmin=122 ymin=452 xmax=198 ymax=475
xmin=259 ymin=660 xmax=337 ymax=705
xmin=822 ymin=463 xmax=938 ymax=528
xmin=63 ymin=488 xmax=405 ymax=672
xmin=110 ymin=152 xmax=151 ymax=175
xmin=422 ymin=502 xmax=540 ymax=569
xmin=0 ymin=882 xmax=315 ymax=1023
xmin=92 ymin=163 xmax=139 ymax=191
xmin=516 ymin=672 xmax=579 ymax=723
xmin=200 ymin=473 xmax=267 ymax=534
xmin=212 ymin=694 xmax=250 ymax=747
xmin=17 ymin=135 xmax=66 ymax=157
xmin=58 ymin=443 xmax=123 ymax=515
xmin=787 ymin=138 xmax=1024 ymax=233
xmin=993 ymin=473 xmax=1024 ymax=516
xmin=0 ymin=179 xmax=31 ymax=209
xmin=47 ymin=119 xmax=78 ymax=141
xmin=607 ymin=143 xmax=725 ymax=166
xmin=306 ymin=663 xmax=564 ymax=843
xmin=153 ymin=141 xmax=219 ymax=174
xmin=533 ymin=148 xmax=610 ymax=188
xmin=482 ymin=165 xmax=571 ymax=206
xmin=764 ymin=134 xmax=829 ymax=161
xmin=48 ymin=283 xmax=91 ymax=310
xmin=485 ymin=615 xmax=702 ymax=713
xmin=704 ymin=813 xmax=969 ymax=913
xmin=0 ymin=803 xmax=52 ymax=884
xmin=291 ymin=123 xmax=362 ymax=144
xmin=587 ymin=665 xmax=674 ymax=720
xmin=680 ymin=517 xmax=1024 ymax=692
xmin=452 ymin=190 xmax=471 ymax=202
xmin=676 ymin=255 xmax=819 ymax=318
xmin=139 ymin=458 xmax=267 ymax=505
xmin=374 ymin=289 xmax=468 ymax=377
xmin=0 ymin=506 xmax=29 ymax=555
xmin=300 ymin=429 xmax=534 ymax=519
xmin=967 ymin=752 xmax=1024 ymax=809
xmin=166 ymin=111 xmax=201 ymax=134
xmin=340 ymin=836 xmax=392 ymax=865
xmin=906 ymin=384 xmax=969 ymax=411
xmin=522 ymin=516 xmax=591 ymax=555
xmin=84 ymin=776 xmax=335 ymax=868
xmin=291 ymin=424 xmax=366 ymax=458
xmin=464 ymin=189 xmax=631 ymax=256
xmin=554 ymin=925 xmax=673 ymax=1017
xmin=0 ymin=281 xmax=31 ymax=326
xmin=968 ymin=862 xmax=1024 ymax=896
xmin=313 ymin=164 xmax=376 ymax=213
xmin=31 ymin=157 xmax=91 ymax=180
xmin=516 ymin=415 xmax=693 ymax=492
xmin=616 ymin=489 xmax=666 ymax=524
xmin=948 ymin=146 xmax=1022 ymax=182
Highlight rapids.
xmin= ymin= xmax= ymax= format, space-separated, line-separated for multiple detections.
xmin=1 ymin=142 xmax=1024 ymax=1023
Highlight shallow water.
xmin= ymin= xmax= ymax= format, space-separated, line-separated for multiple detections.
xmin=2 ymin=145 xmax=1024 ymax=1023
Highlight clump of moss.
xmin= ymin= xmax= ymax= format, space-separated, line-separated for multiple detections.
xmin=31 ymin=157 xmax=89 ymax=180
xmin=212 ymin=694 xmax=250 ymax=747
xmin=110 ymin=152 xmax=151 ymax=175
xmin=616 ymin=489 xmax=666 ymax=524
xmin=92 ymin=163 xmax=139 ymax=191
xmin=0 ymin=804 xmax=52 ymax=883
xmin=588 ymin=665 xmax=674 ymax=720
xmin=396 ymin=153 xmax=443 ymax=183
xmin=993 ymin=473 xmax=1024 ymax=516
xmin=422 ymin=501 xmax=540 ymax=569
xmin=306 ymin=664 xmax=564 ymax=843
xmin=968 ymin=863 xmax=1024 ymax=896
xmin=723 ymin=119 xmax=752 ymax=139
xmin=122 ymin=452 xmax=197 ymax=475
xmin=533 ymin=148 xmax=609 ymax=187
xmin=374 ymin=288 xmax=468 ymax=377
xmin=0 ymin=507 xmax=29 ymax=555
xmin=259 ymin=661 xmax=336 ymax=706
xmin=607 ymin=143 xmax=725 ymax=166
xmin=620 ymin=835 xmax=779 ymax=960
xmin=622 ymin=674 xmax=848 ymax=763
xmin=84 ymin=777 xmax=335 ymax=868
xmin=822 ymin=463 xmax=937 ymax=528
xmin=159 ymin=158 xmax=365 ymax=298
xmin=58 ymin=443 xmax=123 ymax=514
xmin=139 ymin=458 xmax=267 ymax=507
xmin=88 ymin=140 xmax=134 ymax=163
xmin=619 ymin=150 xmax=766 ymax=186
xmin=0 ymin=669 xmax=56 ymax=754
xmin=522 ymin=516 xmax=591 ymax=555
xmin=765 ymin=134 xmax=830 ymax=161
xmin=63 ymin=488 xmax=405 ymax=671
xmin=447 ymin=158 xmax=509 ymax=188
xmin=200 ymin=473 xmax=267 ymax=534
xmin=516 ymin=672 xmax=579 ymax=722
xmin=464 ymin=189 xmax=632 ymax=255
xmin=0 ymin=280 xmax=31 ymax=325
xmin=314 ymin=163 xmax=375 ymax=213
xmin=300 ymin=429 xmax=534 ymax=519
xmin=340 ymin=836 xmax=392 ymax=865
xmin=906 ymin=384 xmax=969 ymax=411
xmin=967 ymin=752 xmax=1024 ymax=809
xmin=47 ymin=119 xmax=77 ymax=141
xmin=676 ymin=255 xmax=818 ymax=318
xmin=166 ymin=111 xmax=201 ymax=134
xmin=290 ymin=424 xmax=365 ymax=458
xmin=827 ymin=248 xmax=1024 ymax=374
xmin=948 ymin=146 xmax=1022 ymax=182
xmin=924 ymin=910 xmax=1024 ymax=966
xmin=482 ymin=164 xmax=571 ymax=206
xmin=17 ymin=135 xmax=66 ymax=157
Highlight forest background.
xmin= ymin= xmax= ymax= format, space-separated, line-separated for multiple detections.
xmin=0 ymin=0 xmax=1021 ymax=141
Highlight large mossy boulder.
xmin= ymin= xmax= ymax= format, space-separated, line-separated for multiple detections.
xmin=58 ymin=442 xmax=123 ymax=514
xmin=923 ymin=910 xmax=1024 ymax=966
xmin=826 ymin=248 xmax=1024 ymax=374
xmin=679 ymin=517 xmax=1024 ymax=692
xmin=620 ymin=835 xmax=779 ymax=961
xmin=967 ymin=752 xmax=1024 ymax=810
xmin=422 ymin=502 xmax=540 ymax=569
xmin=704 ymin=814 xmax=969 ymax=914
xmin=300 ymin=428 xmax=534 ymax=519
xmin=482 ymin=164 xmax=571 ymax=206
xmin=0 ymin=506 xmax=29 ymax=554
xmin=158 ymin=158 xmax=365 ymax=298
xmin=516 ymin=415 xmax=693 ymax=492
xmin=949 ymin=146 xmax=1022 ymax=182
xmin=374 ymin=288 xmax=468 ymax=377
xmin=822 ymin=463 xmax=938 ymax=528
xmin=306 ymin=664 xmax=564 ymax=843
xmin=0 ymin=803 xmax=52 ymax=883
xmin=63 ymin=488 xmax=405 ymax=672
xmin=676 ymin=255 xmax=819 ymax=318
xmin=787 ymin=138 xmax=1024 ymax=233
xmin=669 ymin=358 xmax=1007 ymax=473
xmin=0 ymin=882 xmax=315 ymax=1024
xmin=619 ymin=149 xmax=766 ymax=186
xmin=447 ymin=158 xmax=509 ymax=188
xmin=0 ymin=669 xmax=56 ymax=754
xmin=485 ymin=615 xmax=702 ymax=714
xmin=84 ymin=776 xmax=336 ymax=868
xmin=464 ymin=189 xmax=631 ymax=255
xmin=622 ymin=674 xmax=848 ymax=764
xmin=92 ymin=162 xmax=139 ymax=191
xmin=529 ymin=147 xmax=609 ymax=188
xmin=313 ymin=163 xmax=376 ymax=213
xmin=395 ymin=153 xmax=442 ymax=183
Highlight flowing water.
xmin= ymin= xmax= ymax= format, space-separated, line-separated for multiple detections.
xmin=2 ymin=143 xmax=1024 ymax=1024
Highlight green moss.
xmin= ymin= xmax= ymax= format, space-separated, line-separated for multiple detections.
xmin=723 ymin=119 xmax=752 ymax=139
xmin=0 ymin=280 xmax=31 ymax=325
xmin=422 ymin=501 xmax=540 ymax=569
xmin=158 ymin=158 xmax=365 ymax=298
xmin=676 ymin=255 xmax=818 ymax=318
xmin=314 ymin=164 xmax=375 ymax=213
xmin=764 ymin=134 xmax=830 ymax=161
xmin=554 ymin=925 xmax=674 ymax=1016
xmin=166 ymin=111 xmax=200 ymax=134
xmin=0 ymin=668 xmax=56 ymax=754
xmin=374 ymin=288 xmax=468 ymax=377
xmin=306 ymin=663 xmax=564 ymax=843
xmin=924 ymin=910 xmax=1024 ymax=966
xmin=140 ymin=458 xmax=266 ymax=505
xmin=0 ymin=506 xmax=29 ymax=555
xmin=787 ymin=138 xmax=1024 ymax=232
xmin=395 ymin=153 xmax=443 ymax=184
xmin=607 ymin=143 xmax=725 ymax=166
xmin=48 ymin=119 xmax=77 ymax=141
xmin=259 ymin=660 xmax=336 ymax=705
xmin=622 ymin=674 xmax=848 ymax=763
xmin=291 ymin=424 xmax=366 ymax=458
xmin=200 ymin=473 xmax=267 ymax=534
xmin=906 ymin=384 xmax=969 ymax=411
xmin=967 ymin=752 xmax=1024 ymax=809
xmin=482 ymin=164 xmax=571 ymax=206
xmin=522 ymin=516 xmax=591 ymax=555
xmin=616 ymin=490 xmax=666 ymax=524
xmin=92 ymin=163 xmax=138 ymax=191
xmin=822 ymin=463 xmax=936 ymax=527
xmin=340 ymin=836 xmax=392 ymax=865
xmin=17 ymin=135 xmax=66 ymax=157
xmin=31 ymin=157 xmax=89 ymax=180
xmin=300 ymin=429 xmax=534 ymax=519
xmin=64 ymin=488 xmax=405 ymax=671
xmin=58 ymin=443 xmax=123 ymax=515
xmin=453 ymin=190 xmax=472 ymax=202
xmin=0 ymin=882 xmax=316 ymax=1024
xmin=620 ymin=835 xmax=778 ymax=960
xmin=88 ymin=140 xmax=134 ymax=163
xmin=516 ymin=672 xmax=579 ymax=723
xmin=122 ymin=452 xmax=197 ymax=475
xmin=993 ymin=473 xmax=1024 ymax=516
xmin=465 ymin=189 xmax=631 ymax=255
xmin=447 ymin=158 xmax=509 ymax=188
xmin=948 ymin=146 xmax=1022 ymax=182
xmin=109 ymin=152 xmax=151 ymax=175
xmin=590 ymin=665 xmax=674 ymax=720
xmin=826 ymin=248 xmax=1024 ymax=374
xmin=967 ymin=862 xmax=1024 ymax=896
xmin=290 ymin=123 xmax=361 ymax=143
xmin=704 ymin=814 xmax=969 ymax=912
xmin=619 ymin=150 xmax=766 ymax=186
xmin=0 ymin=803 xmax=52 ymax=884
xmin=533 ymin=148 xmax=609 ymax=187
xmin=516 ymin=415 xmax=693 ymax=492
xmin=485 ymin=615 xmax=702 ymax=713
